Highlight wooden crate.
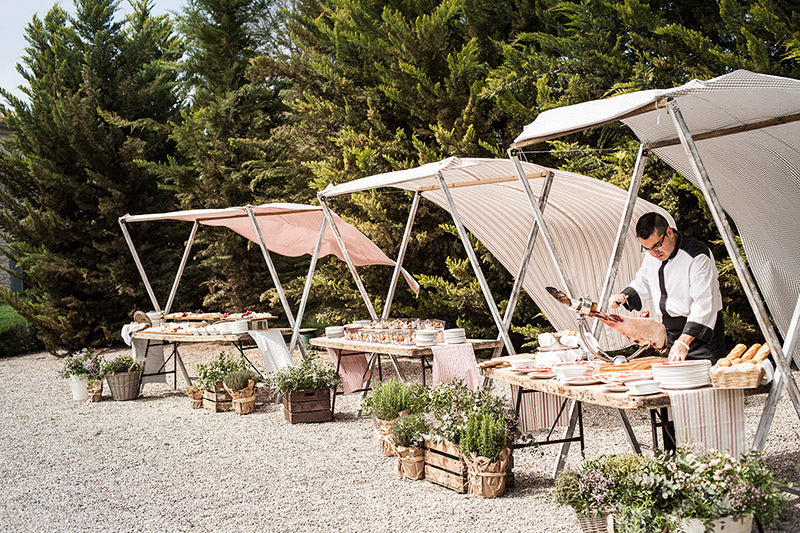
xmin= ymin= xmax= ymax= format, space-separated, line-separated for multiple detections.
xmin=203 ymin=389 xmax=232 ymax=412
xmin=424 ymin=439 xmax=467 ymax=493
xmin=282 ymin=389 xmax=332 ymax=423
xmin=202 ymin=382 xmax=232 ymax=412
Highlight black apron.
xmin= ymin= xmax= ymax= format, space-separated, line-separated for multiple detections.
xmin=662 ymin=310 xmax=725 ymax=362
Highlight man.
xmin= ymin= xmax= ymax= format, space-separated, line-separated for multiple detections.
xmin=609 ymin=212 xmax=725 ymax=362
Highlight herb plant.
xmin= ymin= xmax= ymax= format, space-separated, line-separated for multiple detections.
xmin=362 ymin=379 xmax=426 ymax=420
xmin=459 ymin=411 xmax=509 ymax=462
xmin=59 ymin=348 xmax=103 ymax=379
xmin=269 ymin=356 xmax=341 ymax=394
xmin=101 ymin=354 xmax=143 ymax=376
xmin=195 ymin=352 xmax=244 ymax=391
xmin=392 ymin=413 xmax=428 ymax=448
xmin=223 ymin=368 xmax=260 ymax=392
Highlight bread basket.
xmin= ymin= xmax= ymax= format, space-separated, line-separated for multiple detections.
xmin=711 ymin=367 xmax=764 ymax=389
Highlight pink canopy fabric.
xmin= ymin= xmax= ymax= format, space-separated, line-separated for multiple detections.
xmin=121 ymin=203 xmax=419 ymax=294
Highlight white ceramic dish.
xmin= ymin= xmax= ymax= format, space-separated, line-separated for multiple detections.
xmin=508 ymin=358 xmax=537 ymax=369
xmin=552 ymin=364 xmax=588 ymax=380
xmin=625 ymin=380 xmax=661 ymax=395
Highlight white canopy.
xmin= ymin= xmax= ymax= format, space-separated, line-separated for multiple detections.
xmin=514 ymin=70 xmax=800 ymax=347
xmin=323 ymin=157 xmax=672 ymax=350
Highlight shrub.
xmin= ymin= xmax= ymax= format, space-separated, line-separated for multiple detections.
xmin=362 ymin=379 xmax=426 ymax=420
xmin=392 ymin=413 xmax=428 ymax=448
xmin=224 ymin=368 xmax=260 ymax=392
xmin=269 ymin=356 xmax=341 ymax=394
xmin=424 ymin=381 xmax=513 ymax=444
xmin=0 ymin=305 xmax=42 ymax=356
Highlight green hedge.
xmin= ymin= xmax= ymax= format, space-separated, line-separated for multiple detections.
xmin=0 ymin=305 xmax=42 ymax=356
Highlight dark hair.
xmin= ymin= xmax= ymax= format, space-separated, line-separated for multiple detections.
xmin=636 ymin=212 xmax=669 ymax=240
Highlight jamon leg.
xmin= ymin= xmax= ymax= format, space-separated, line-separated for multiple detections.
xmin=592 ymin=312 xmax=667 ymax=352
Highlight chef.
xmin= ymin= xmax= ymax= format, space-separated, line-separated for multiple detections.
xmin=609 ymin=212 xmax=725 ymax=362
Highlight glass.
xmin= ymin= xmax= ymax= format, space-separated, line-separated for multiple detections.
xmin=640 ymin=232 xmax=666 ymax=253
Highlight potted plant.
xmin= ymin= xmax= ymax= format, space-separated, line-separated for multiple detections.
xmin=101 ymin=354 xmax=144 ymax=401
xmin=422 ymin=381 xmax=515 ymax=493
xmin=270 ymin=356 xmax=341 ymax=423
xmin=622 ymin=447 xmax=790 ymax=533
xmin=362 ymin=379 xmax=425 ymax=456
xmin=59 ymin=348 xmax=103 ymax=401
xmin=223 ymin=368 xmax=261 ymax=415
xmin=392 ymin=413 xmax=428 ymax=480
xmin=459 ymin=409 xmax=513 ymax=498
xmin=551 ymin=453 xmax=648 ymax=533
xmin=195 ymin=352 xmax=244 ymax=411
xmin=185 ymin=386 xmax=203 ymax=409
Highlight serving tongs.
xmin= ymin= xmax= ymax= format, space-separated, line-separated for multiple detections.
xmin=545 ymin=287 xmax=648 ymax=364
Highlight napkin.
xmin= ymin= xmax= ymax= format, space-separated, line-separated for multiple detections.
xmin=326 ymin=348 xmax=371 ymax=394
xmin=430 ymin=343 xmax=482 ymax=391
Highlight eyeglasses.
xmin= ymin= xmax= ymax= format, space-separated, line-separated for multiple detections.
xmin=640 ymin=232 xmax=667 ymax=253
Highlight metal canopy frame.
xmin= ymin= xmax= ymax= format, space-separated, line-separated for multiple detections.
xmin=510 ymin=95 xmax=800 ymax=452
xmin=117 ymin=207 xmax=358 ymax=359
xmin=317 ymin=169 xmax=560 ymax=365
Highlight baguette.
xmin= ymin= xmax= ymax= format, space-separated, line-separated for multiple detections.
xmin=717 ymin=358 xmax=732 ymax=367
xmin=741 ymin=343 xmax=762 ymax=361
xmin=726 ymin=343 xmax=747 ymax=360
xmin=730 ymin=358 xmax=743 ymax=365
xmin=754 ymin=344 xmax=771 ymax=362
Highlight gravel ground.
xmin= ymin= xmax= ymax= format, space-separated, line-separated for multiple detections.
xmin=1 ymin=345 xmax=799 ymax=533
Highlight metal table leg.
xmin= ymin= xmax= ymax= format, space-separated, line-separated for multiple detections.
xmin=617 ymin=409 xmax=642 ymax=454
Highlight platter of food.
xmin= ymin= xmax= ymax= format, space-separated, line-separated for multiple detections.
xmin=562 ymin=375 xmax=602 ymax=386
xmin=595 ymin=370 xmax=653 ymax=383
xmin=527 ymin=370 xmax=555 ymax=379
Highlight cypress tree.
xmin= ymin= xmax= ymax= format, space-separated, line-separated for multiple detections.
xmin=0 ymin=0 xmax=183 ymax=351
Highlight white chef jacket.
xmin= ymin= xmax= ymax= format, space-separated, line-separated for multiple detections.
xmin=621 ymin=232 xmax=722 ymax=343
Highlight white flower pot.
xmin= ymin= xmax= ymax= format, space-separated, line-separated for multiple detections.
xmin=69 ymin=375 xmax=89 ymax=401
xmin=680 ymin=515 xmax=753 ymax=533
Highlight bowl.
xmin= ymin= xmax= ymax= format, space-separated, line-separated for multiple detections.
xmin=625 ymin=380 xmax=661 ymax=395
xmin=230 ymin=319 xmax=248 ymax=334
xmin=508 ymin=358 xmax=537 ymax=369
xmin=552 ymin=363 xmax=588 ymax=380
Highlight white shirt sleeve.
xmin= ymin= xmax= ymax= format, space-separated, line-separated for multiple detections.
xmin=623 ymin=258 xmax=652 ymax=311
xmin=683 ymin=254 xmax=721 ymax=341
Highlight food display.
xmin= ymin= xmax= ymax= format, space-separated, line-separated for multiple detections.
xmin=342 ymin=318 xmax=445 ymax=346
xmin=595 ymin=370 xmax=654 ymax=384
xmin=163 ymin=310 xmax=273 ymax=322
xmin=711 ymin=342 xmax=769 ymax=388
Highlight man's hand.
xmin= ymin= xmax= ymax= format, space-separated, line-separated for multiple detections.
xmin=609 ymin=293 xmax=628 ymax=309
xmin=668 ymin=336 xmax=693 ymax=361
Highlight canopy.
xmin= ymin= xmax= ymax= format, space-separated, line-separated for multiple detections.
xmin=322 ymin=158 xmax=672 ymax=350
xmin=514 ymin=70 xmax=800 ymax=349
xmin=120 ymin=203 xmax=419 ymax=294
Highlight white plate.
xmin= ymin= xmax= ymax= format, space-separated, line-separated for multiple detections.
xmin=659 ymin=383 xmax=712 ymax=391
xmin=627 ymin=390 xmax=661 ymax=396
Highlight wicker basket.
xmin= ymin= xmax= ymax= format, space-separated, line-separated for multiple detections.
xmin=711 ymin=367 xmax=763 ymax=389
xmin=106 ymin=371 xmax=142 ymax=401
xmin=576 ymin=512 xmax=610 ymax=533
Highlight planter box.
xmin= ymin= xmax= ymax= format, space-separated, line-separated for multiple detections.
xmin=203 ymin=382 xmax=232 ymax=412
xmin=282 ymin=389 xmax=332 ymax=423
xmin=424 ymin=439 xmax=467 ymax=493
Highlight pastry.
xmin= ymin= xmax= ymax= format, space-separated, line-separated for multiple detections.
xmin=717 ymin=358 xmax=731 ymax=367
xmin=754 ymin=344 xmax=771 ymax=362
xmin=726 ymin=343 xmax=747 ymax=360
xmin=740 ymin=344 xmax=762 ymax=361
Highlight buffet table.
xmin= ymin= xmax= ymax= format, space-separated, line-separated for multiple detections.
xmin=130 ymin=330 xmax=268 ymax=391
xmin=481 ymin=362 xmax=771 ymax=477
xmin=310 ymin=337 xmax=501 ymax=385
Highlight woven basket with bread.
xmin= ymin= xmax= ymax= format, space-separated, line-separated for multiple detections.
xmin=711 ymin=343 xmax=769 ymax=389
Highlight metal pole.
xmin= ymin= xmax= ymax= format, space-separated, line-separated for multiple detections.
xmin=317 ymin=196 xmax=379 ymax=321
xmin=753 ymin=293 xmax=800 ymax=449
xmin=490 ymin=169 xmax=555 ymax=358
xmin=668 ymin=100 xmax=800 ymax=427
xmin=382 ymin=191 xmax=421 ymax=319
xmin=510 ymin=153 xmax=578 ymax=298
xmin=288 ymin=217 xmax=327 ymax=356
xmin=164 ymin=221 xmax=198 ymax=316
xmin=118 ymin=218 xmax=161 ymax=311
xmin=436 ymin=171 xmax=515 ymax=355
xmin=592 ymin=145 xmax=648 ymax=338
xmin=553 ymin=400 xmax=580 ymax=478
xmin=245 ymin=207 xmax=307 ymax=358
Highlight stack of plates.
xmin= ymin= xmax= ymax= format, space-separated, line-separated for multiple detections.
xmin=415 ymin=329 xmax=438 ymax=346
xmin=652 ymin=360 xmax=711 ymax=389
xmin=443 ymin=328 xmax=467 ymax=344
xmin=325 ymin=326 xmax=344 ymax=338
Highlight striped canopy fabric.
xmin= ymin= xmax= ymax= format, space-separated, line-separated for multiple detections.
xmin=514 ymin=70 xmax=800 ymax=354
xmin=322 ymin=158 xmax=672 ymax=350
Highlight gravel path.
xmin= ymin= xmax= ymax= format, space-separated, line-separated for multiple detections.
xmin=1 ymin=346 xmax=798 ymax=532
